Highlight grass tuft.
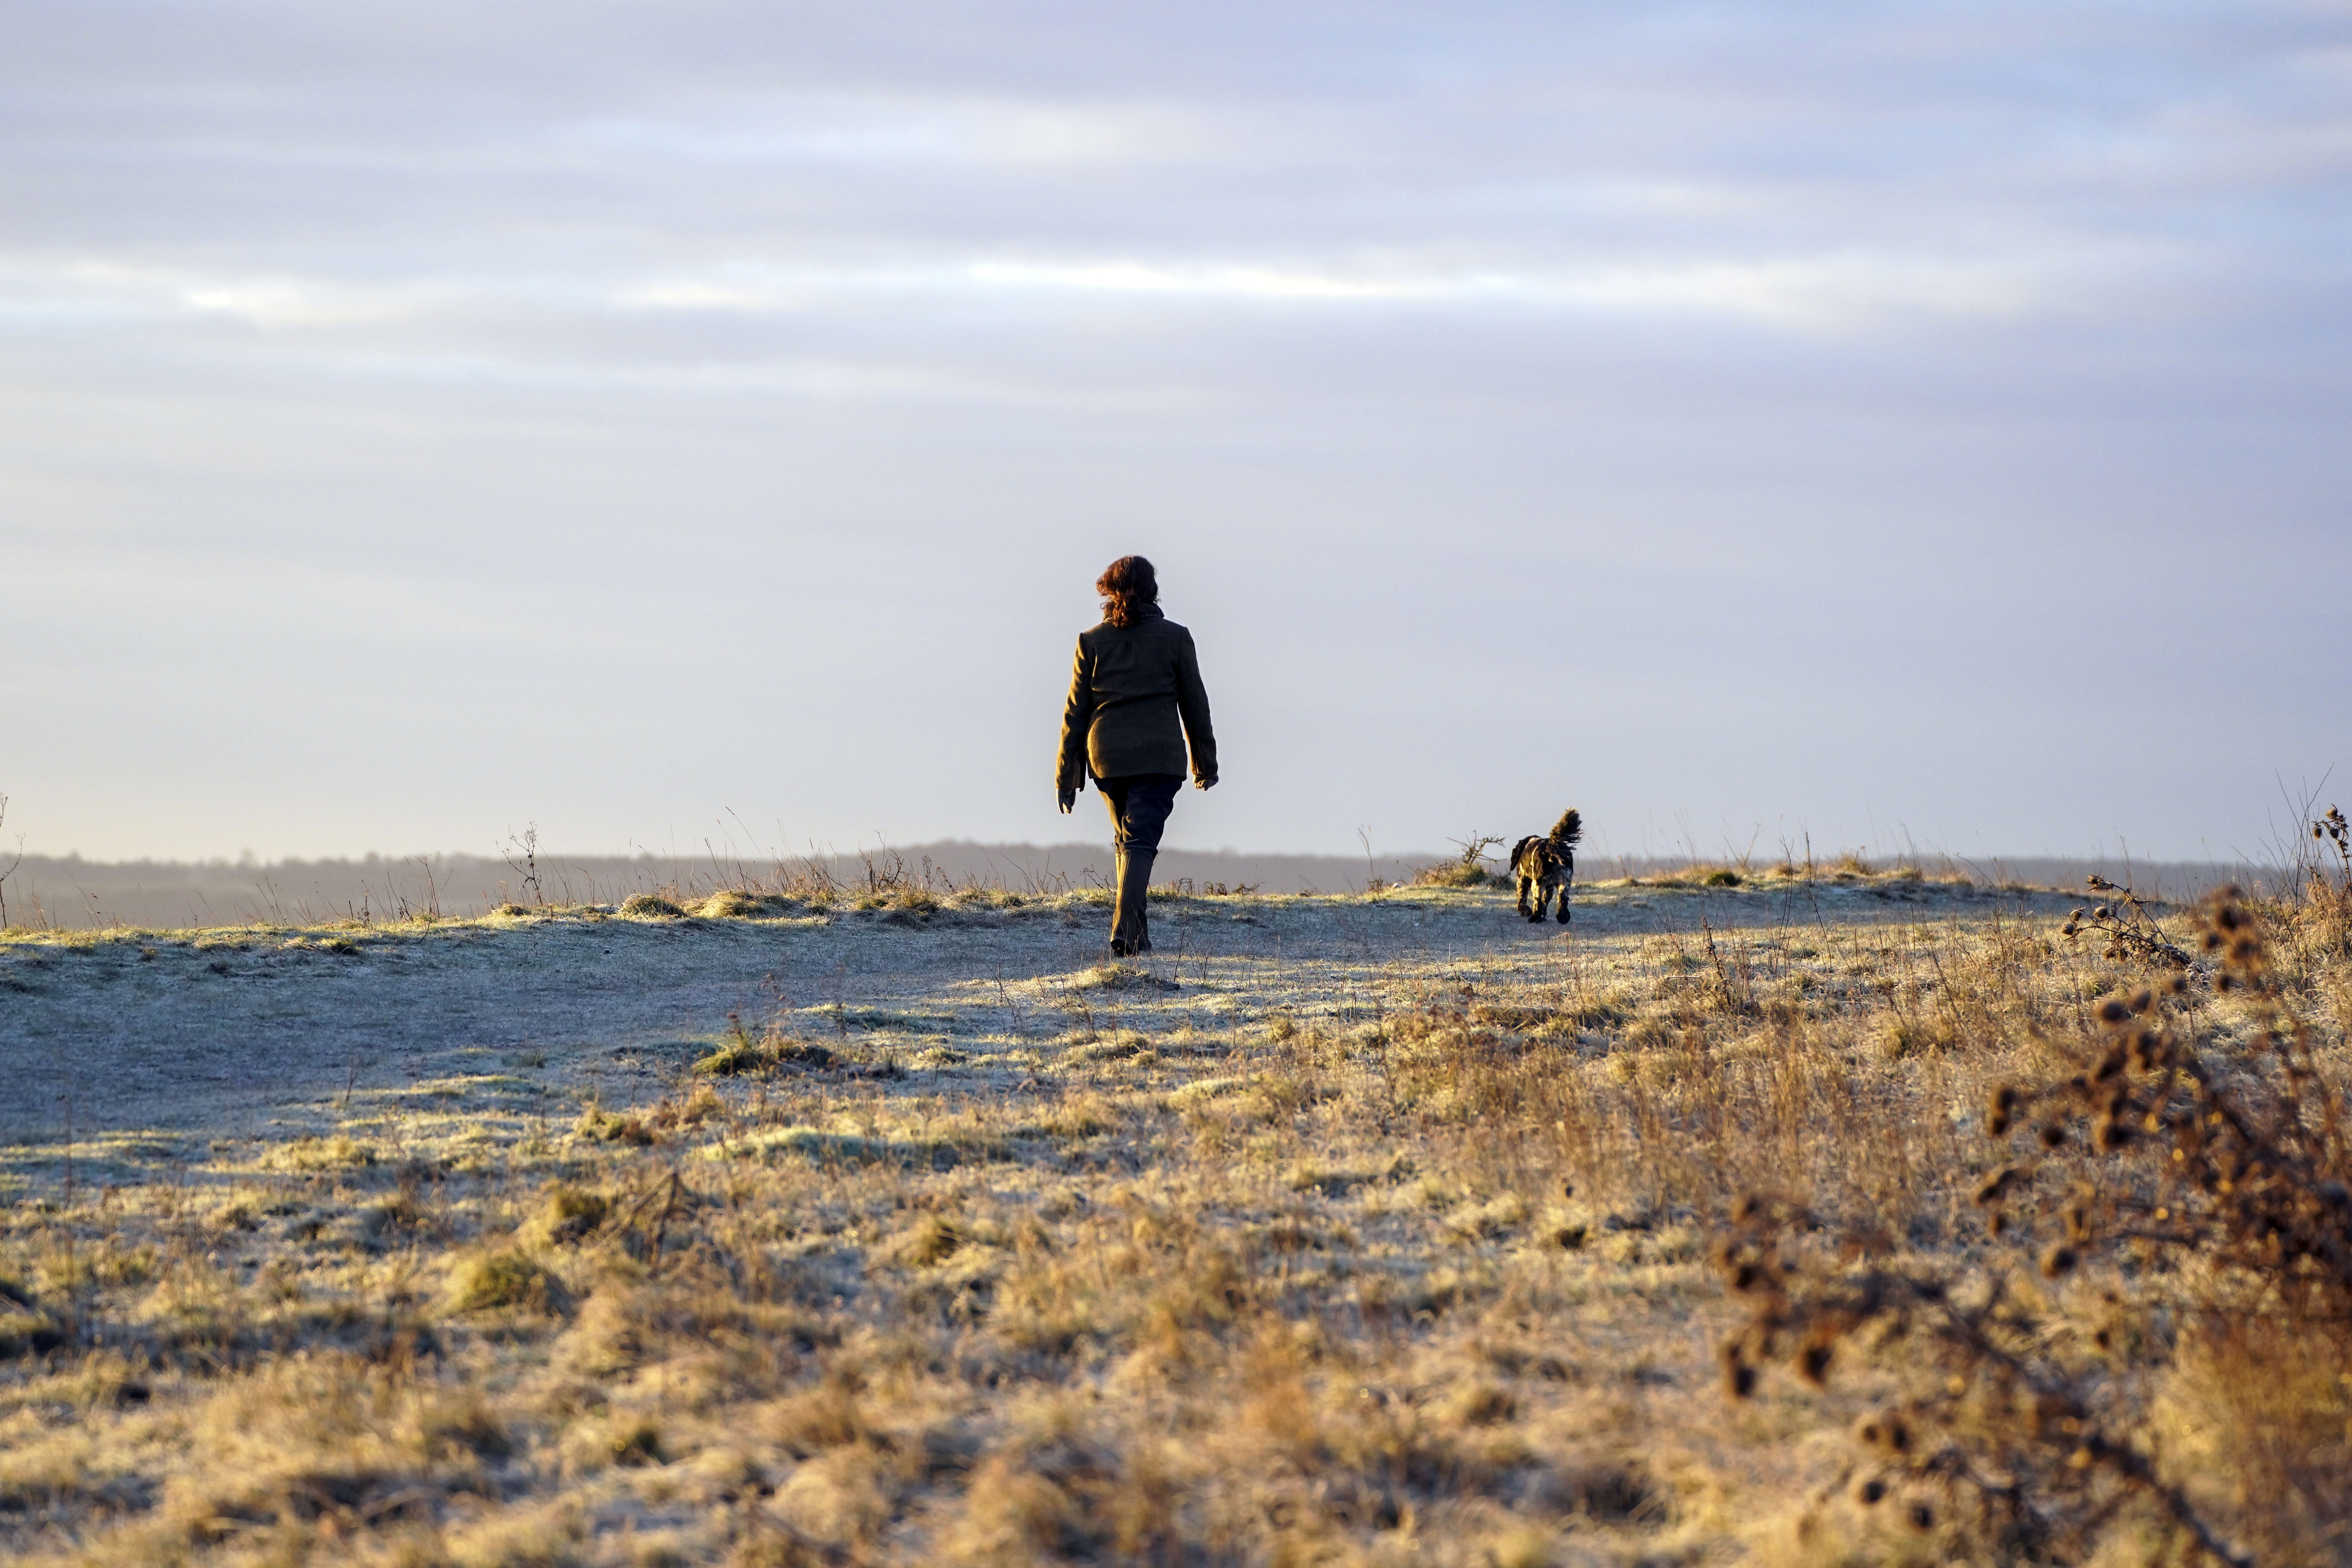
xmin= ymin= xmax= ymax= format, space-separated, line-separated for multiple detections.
xmin=446 ymin=1246 xmax=555 ymax=1313
xmin=617 ymin=893 xmax=686 ymax=919
xmin=1071 ymin=962 xmax=1177 ymax=992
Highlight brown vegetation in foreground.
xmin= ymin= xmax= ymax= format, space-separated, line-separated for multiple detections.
xmin=0 ymin=866 xmax=2345 ymax=1566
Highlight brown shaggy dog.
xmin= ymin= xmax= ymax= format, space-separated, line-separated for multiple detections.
xmin=1511 ymin=809 xmax=1581 ymax=924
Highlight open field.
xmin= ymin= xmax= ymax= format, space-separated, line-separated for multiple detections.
xmin=0 ymin=866 xmax=2345 ymax=1565
xmin=0 ymin=846 xmax=2265 ymax=932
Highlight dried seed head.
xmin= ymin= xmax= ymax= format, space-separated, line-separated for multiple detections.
xmin=1909 ymin=1503 xmax=1935 ymax=1532
xmin=1798 ymin=1340 xmax=1833 ymax=1385
xmin=1721 ymin=1342 xmax=1757 ymax=1399
xmin=2126 ymin=988 xmax=2153 ymax=1015
xmin=2097 ymin=999 xmax=2132 ymax=1026
xmin=1857 ymin=1477 xmax=1887 ymax=1505
xmin=2039 ymin=1122 xmax=2067 ymax=1149
xmin=2041 ymin=1244 xmax=2079 ymax=1278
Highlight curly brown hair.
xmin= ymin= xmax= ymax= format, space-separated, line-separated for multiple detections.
xmin=1095 ymin=555 xmax=1158 ymax=628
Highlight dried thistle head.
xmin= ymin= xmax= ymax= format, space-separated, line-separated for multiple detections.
xmin=1720 ymin=1339 xmax=1757 ymax=1399
xmin=2202 ymin=889 xmax=2269 ymax=976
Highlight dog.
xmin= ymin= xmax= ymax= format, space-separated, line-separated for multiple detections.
xmin=1511 ymin=809 xmax=1581 ymax=924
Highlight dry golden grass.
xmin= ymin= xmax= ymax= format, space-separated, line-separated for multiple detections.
xmin=0 ymin=869 xmax=2344 ymax=1565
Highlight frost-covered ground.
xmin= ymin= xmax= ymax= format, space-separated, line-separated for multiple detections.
xmin=14 ymin=872 xmax=2269 ymax=1568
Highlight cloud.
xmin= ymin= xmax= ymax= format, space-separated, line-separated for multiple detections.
xmin=0 ymin=0 xmax=2346 ymax=859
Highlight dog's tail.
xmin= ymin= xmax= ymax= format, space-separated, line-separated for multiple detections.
xmin=1551 ymin=808 xmax=1582 ymax=846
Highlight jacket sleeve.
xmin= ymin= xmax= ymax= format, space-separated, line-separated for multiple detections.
xmin=1175 ymin=629 xmax=1218 ymax=786
xmin=1056 ymin=635 xmax=1094 ymax=794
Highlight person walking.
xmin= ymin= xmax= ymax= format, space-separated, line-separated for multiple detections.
xmin=1056 ymin=555 xmax=1218 ymax=956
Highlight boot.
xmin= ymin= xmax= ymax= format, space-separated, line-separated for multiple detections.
xmin=1111 ymin=848 xmax=1156 ymax=956
xmin=1109 ymin=852 xmax=1129 ymax=956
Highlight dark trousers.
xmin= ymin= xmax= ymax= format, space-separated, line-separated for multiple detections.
xmin=1096 ymin=773 xmax=1181 ymax=955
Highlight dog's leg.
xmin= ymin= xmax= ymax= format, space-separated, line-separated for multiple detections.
xmin=1556 ymin=875 xmax=1572 ymax=924
xmin=1517 ymin=874 xmax=1537 ymax=920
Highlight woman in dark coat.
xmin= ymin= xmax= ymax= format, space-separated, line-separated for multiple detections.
xmin=1056 ymin=555 xmax=1218 ymax=956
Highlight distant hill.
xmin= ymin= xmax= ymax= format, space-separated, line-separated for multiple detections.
xmin=0 ymin=843 xmax=2293 ymax=931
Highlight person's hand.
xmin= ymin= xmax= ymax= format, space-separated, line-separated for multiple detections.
xmin=1195 ymin=775 xmax=1218 ymax=791
xmin=1058 ymin=788 xmax=1076 ymax=814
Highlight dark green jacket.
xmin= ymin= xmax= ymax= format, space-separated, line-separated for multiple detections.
xmin=1056 ymin=607 xmax=1218 ymax=791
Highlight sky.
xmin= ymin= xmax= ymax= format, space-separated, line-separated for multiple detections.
xmin=3 ymin=0 xmax=2347 ymax=867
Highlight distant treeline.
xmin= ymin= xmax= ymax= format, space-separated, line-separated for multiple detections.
xmin=0 ymin=843 xmax=2291 ymax=931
